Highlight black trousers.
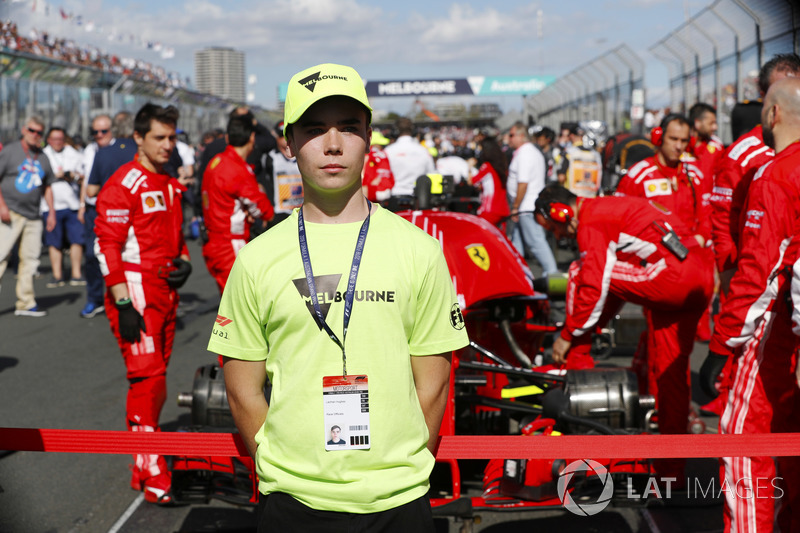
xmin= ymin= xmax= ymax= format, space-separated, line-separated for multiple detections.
xmin=256 ymin=492 xmax=435 ymax=533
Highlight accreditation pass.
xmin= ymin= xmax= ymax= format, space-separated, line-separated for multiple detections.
xmin=323 ymin=375 xmax=370 ymax=451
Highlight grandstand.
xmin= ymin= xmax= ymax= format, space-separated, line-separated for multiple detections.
xmin=0 ymin=19 xmax=277 ymax=145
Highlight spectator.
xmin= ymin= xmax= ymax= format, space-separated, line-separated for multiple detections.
xmin=469 ymin=133 xmax=509 ymax=226
xmin=80 ymin=112 xmax=133 ymax=319
xmin=0 ymin=116 xmax=56 ymax=316
xmin=42 ymin=126 xmax=85 ymax=287
xmin=385 ymin=117 xmax=435 ymax=197
xmin=556 ymin=124 xmax=603 ymax=198
xmin=435 ymin=149 xmax=472 ymax=185
xmin=533 ymin=126 xmax=558 ymax=183
xmin=0 ymin=21 xmax=187 ymax=89
xmin=212 ymin=63 xmax=468 ymax=531
xmin=268 ymin=120 xmax=302 ymax=223
xmin=506 ymin=121 xmax=558 ymax=275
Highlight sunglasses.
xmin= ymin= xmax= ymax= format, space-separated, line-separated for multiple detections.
xmin=91 ymin=128 xmax=110 ymax=136
xmin=27 ymin=127 xmax=44 ymax=136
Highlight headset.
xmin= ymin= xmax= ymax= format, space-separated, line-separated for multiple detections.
xmin=650 ymin=113 xmax=696 ymax=150
xmin=546 ymin=202 xmax=574 ymax=223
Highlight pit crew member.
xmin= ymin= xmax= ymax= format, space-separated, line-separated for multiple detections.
xmin=362 ymin=129 xmax=394 ymax=202
xmin=615 ymin=113 xmax=709 ymax=247
xmin=711 ymin=53 xmax=800 ymax=295
xmin=701 ymin=76 xmax=800 ymax=533
xmin=94 ymin=103 xmax=193 ymax=504
xmin=536 ymin=185 xmax=712 ymax=480
xmin=686 ymin=102 xmax=724 ymax=197
xmin=201 ymin=111 xmax=274 ymax=293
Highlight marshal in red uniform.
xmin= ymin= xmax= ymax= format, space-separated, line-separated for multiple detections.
xmin=201 ymin=133 xmax=273 ymax=293
xmin=94 ymin=104 xmax=192 ymax=504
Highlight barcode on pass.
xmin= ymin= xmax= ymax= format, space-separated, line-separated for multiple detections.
xmin=349 ymin=425 xmax=368 ymax=431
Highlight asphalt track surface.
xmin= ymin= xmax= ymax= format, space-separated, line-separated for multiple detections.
xmin=0 ymin=237 xmax=726 ymax=532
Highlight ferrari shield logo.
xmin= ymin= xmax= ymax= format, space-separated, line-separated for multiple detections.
xmin=466 ymin=244 xmax=490 ymax=271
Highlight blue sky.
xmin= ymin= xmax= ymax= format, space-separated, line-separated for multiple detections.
xmin=4 ymin=0 xmax=711 ymax=114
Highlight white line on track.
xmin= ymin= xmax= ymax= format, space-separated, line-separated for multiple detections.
xmin=107 ymin=493 xmax=144 ymax=533
xmin=641 ymin=508 xmax=661 ymax=533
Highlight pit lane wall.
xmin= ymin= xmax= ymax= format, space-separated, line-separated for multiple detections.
xmin=528 ymin=0 xmax=800 ymax=145
xmin=0 ymin=49 xmax=271 ymax=145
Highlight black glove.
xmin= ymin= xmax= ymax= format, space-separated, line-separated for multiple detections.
xmin=699 ymin=351 xmax=728 ymax=399
xmin=167 ymin=257 xmax=192 ymax=289
xmin=116 ymin=299 xmax=146 ymax=343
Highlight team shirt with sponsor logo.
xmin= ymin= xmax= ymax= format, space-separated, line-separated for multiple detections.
xmin=94 ymin=159 xmax=188 ymax=287
xmin=710 ymin=141 xmax=800 ymax=357
xmin=208 ymin=205 xmax=468 ymax=513
xmin=561 ymin=196 xmax=696 ymax=342
xmin=614 ymin=155 xmax=709 ymax=244
xmin=201 ymin=145 xmax=274 ymax=238
xmin=710 ymin=125 xmax=774 ymax=272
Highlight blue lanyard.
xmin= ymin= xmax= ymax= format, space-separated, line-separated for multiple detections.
xmin=297 ymin=200 xmax=372 ymax=378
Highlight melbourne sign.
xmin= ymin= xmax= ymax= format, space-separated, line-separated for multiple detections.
xmin=363 ymin=76 xmax=555 ymax=98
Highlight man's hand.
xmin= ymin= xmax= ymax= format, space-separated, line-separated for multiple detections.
xmin=694 ymin=234 xmax=705 ymax=248
xmin=699 ymin=351 xmax=728 ymax=398
xmin=552 ymin=336 xmax=571 ymax=365
xmin=167 ymin=257 xmax=192 ymax=288
xmin=0 ymin=203 xmax=10 ymax=224
xmin=116 ymin=299 xmax=146 ymax=343
xmin=46 ymin=210 xmax=56 ymax=232
xmin=719 ymin=269 xmax=735 ymax=296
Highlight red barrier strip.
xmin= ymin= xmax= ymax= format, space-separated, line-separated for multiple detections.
xmin=0 ymin=428 xmax=250 ymax=457
xmin=437 ymin=434 xmax=800 ymax=459
xmin=2 ymin=428 xmax=800 ymax=459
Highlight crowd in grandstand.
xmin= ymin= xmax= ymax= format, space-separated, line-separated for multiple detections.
xmin=0 ymin=20 xmax=185 ymax=88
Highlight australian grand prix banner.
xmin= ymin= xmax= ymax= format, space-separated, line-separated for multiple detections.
xmin=279 ymin=75 xmax=555 ymax=102
xmin=363 ymin=76 xmax=556 ymax=98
